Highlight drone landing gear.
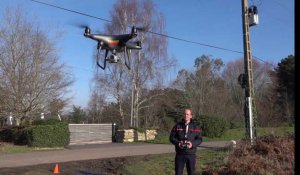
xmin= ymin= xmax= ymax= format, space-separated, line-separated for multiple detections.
xmin=124 ymin=46 xmax=131 ymax=70
xmin=96 ymin=46 xmax=108 ymax=70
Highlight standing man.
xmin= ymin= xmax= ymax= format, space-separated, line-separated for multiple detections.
xmin=169 ymin=108 xmax=202 ymax=175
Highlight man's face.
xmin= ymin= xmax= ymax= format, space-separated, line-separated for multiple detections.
xmin=184 ymin=109 xmax=192 ymax=122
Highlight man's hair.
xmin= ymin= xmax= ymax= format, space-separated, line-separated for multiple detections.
xmin=185 ymin=108 xmax=193 ymax=115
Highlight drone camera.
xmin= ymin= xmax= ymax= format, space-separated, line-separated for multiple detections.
xmin=107 ymin=54 xmax=119 ymax=63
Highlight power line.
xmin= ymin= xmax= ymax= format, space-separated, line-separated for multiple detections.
xmin=29 ymin=0 xmax=244 ymax=54
xmin=147 ymin=30 xmax=245 ymax=54
xmin=30 ymin=0 xmax=272 ymax=65
xmin=252 ymin=55 xmax=269 ymax=64
xmin=30 ymin=0 xmax=111 ymax=23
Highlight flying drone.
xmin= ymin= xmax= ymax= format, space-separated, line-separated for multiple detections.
xmin=82 ymin=26 xmax=143 ymax=70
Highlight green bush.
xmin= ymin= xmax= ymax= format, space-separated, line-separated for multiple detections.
xmin=129 ymin=127 xmax=146 ymax=133
xmin=13 ymin=127 xmax=29 ymax=145
xmin=195 ymin=115 xmax=229 ymax=138
xmin=161 ymin=116 xmax=176 ymax=132
xmin=229 ymin=121 xmax=244 ymax=129
xmin=0 ymin=126 xmax=28 ymax=145
xmin=0 ymin=127 xmax=15 ymax=142
xmin=32 ymin=118 xmax=62 ymax=125
xmin=26 ymin=122 xmax=70 ymax=147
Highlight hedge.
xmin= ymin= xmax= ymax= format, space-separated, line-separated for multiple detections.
xmin=26 ymin=122 xmax=70 ymax=147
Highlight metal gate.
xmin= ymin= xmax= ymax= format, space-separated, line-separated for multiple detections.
xmin=69 ymin=124 xmax=113 ymax=145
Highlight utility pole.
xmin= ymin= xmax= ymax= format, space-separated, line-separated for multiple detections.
xmin=130 ymin=75 xmax=135 ymax=127
xmin=241 ymin=0 xmax=258 ymax=143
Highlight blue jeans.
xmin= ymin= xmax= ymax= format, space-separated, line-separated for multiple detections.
xmin=175 ymin=154 xmax=196 ymax=175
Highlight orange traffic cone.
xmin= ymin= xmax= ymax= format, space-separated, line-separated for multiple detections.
xmin=53 ymin=163 xmax=60 ymax=174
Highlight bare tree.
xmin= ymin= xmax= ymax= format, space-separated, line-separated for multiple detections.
xmin=172 ymin=69 xmax=190 ymax=91
xmin=86 ymin=83 xmax=107 ymax=123
xmin=47 ymin=98 xmax=68 ymax=118
xmin=92 ymin=0 xmax=174 ymax=128
xmin=183 ymin=55 xmax=226 ymax=117
xmin=222 ymin=58 xmax=280 ymax=127
xmin=222 ymin=59 xmax=245 ymax=125
xmin=173 ymin=56 xmax=279 ymax=128
xmin=0 ymin=7 xmax=73 ymax=126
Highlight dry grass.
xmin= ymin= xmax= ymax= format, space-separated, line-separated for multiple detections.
xmin=202 ymin=134 xmax=294 ymax=175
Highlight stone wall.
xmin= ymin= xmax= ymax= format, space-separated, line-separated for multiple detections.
xmin=115 ymin=129 xmax=157 ymax=143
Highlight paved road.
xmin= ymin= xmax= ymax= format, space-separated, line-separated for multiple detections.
xmin=0 ymin=141 xmax=231 ymax=168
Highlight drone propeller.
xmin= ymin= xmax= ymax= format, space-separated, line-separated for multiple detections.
xmin=70 ymin=22 xmax=91 ymax=35
xmin=68 ymin=19 xmax=89 ymax=28
xmin=77 ymin=24 xmax=89 ymax=30
xmin=130 ymin=25 xmax=148 ymax=38
xmin=135 ymin=26 xmax=149 ymax=32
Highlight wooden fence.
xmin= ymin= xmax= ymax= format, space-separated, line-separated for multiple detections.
xmin=68 ymin=123 xmax=114 ymax=145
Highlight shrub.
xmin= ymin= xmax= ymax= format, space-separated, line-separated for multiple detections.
xmin=13 ymin=127 xmax=29 ymax=145
xmin=229 ymin=121 xmax=244 ymax=129
xmin=128 ymin=127 xmax=142 ymax=133
xmin=26 ymin=122 xmax=70 ymax=147
xmin=0 ymin=126 xmax=15 ymax=142
xmin=161 ymin=116 xmax=176 ymax=132
xmin=0 ymin=126 xmax=28 ymax=145
xmin=195 ymin=115 xmax=229 ymax=138
xmin=32 ymin=118 xmax=62 ymax=125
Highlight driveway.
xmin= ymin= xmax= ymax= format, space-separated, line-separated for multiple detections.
xmin=0 ymin=141 xmax=231 ymax=168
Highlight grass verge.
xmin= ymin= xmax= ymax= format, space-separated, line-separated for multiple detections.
xmin=0 ymin=142 xmax=63 ymax=154
xmin=121 ymin=148 xmax=231 ymax=175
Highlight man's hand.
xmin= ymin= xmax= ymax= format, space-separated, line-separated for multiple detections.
xmin=178 ymin=141 xmax=183 ymax=147
xmin=187 ymin=141 xmax=192 ymax=149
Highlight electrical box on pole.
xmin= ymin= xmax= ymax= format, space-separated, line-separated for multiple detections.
xmin=248 ymin=5 xmax=259 ymax=26
xmin=241 ymin=0 xmax=258 ymax=143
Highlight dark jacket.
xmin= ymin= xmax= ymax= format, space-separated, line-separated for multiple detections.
xmin=169 ymin=119 xmax=202 ymax=154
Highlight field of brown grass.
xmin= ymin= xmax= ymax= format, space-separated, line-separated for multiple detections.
xmin=202 ymin=134 xmax=294 ymax=175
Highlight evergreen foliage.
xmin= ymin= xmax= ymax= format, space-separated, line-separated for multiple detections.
xmin=196 ymin=115 xmax=229 ymax=138
xmin=26 ymin=122 xmax=70 ymax=147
